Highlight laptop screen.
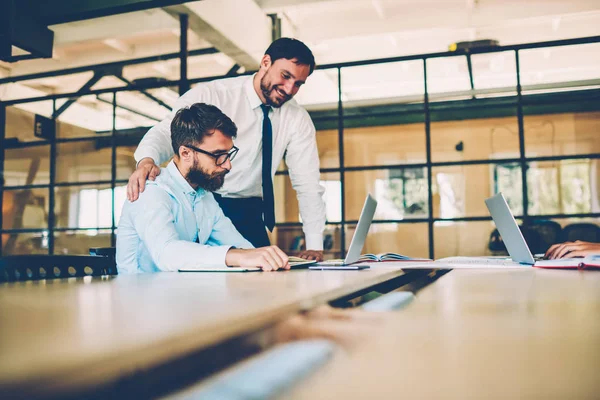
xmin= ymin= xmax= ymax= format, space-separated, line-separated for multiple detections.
xmin=344 ymin=194 xmax=378 ymax=264
xmin=485 ymin=193 xmax=535 ymax=265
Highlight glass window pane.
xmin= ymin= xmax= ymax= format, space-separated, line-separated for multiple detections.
xmin=116 ymin=145 xmax=138 ymax=181
xmin=2 ymin=188 xmax=49 ymax=229
xmin=271 ymin=224 xmax=342 ymax=260
xmin=525 ymin=111 xmax=600 ymax=158
xmin=317 ymin=129 xmax=340 ymax=169
xmin=527 ymin=159 xmax=599 ymax=216
xmin=277 ymin=126 xmax=340 ymax=172
xmin=346 ymin=222 xmax=429 ymax=259
xmin=434 ymin=221 xmax=497 ymax=258
xmin=432 ymin=164 xmax=523 ymax=218
xmin=3 ymin=72 xmax=94 ymax=99
xmin=56 ymin=141 xmax=112 ymax=183
xmin=344 ymin=122 xmax=426 ymax=167
xmin=114 ymin=90 xmax=172 ymax=130
xmin=188 ymin=51 xmax=233 ymax=80
xmin=431 ymin=106 xmax=520 ymax=162
xmin=295 ymin=68 xmax=339 ymax=109
xmin=274 ymin=174 xmax=299 ymax=224
xmin=345 ymin=168 xmax=429 ymax=221
xmin=341 ymin=61 xmax=424 ymax=105
xmin=145 ymin=87 xmax=179 ymax=111
xmin=54 ymin=229 xmax=112 ymax=256
xmin=54 ymin=184 xmax=112 ymax=229
xmin=426 ymin=56 xmax=471 ymax=98
xmin=471 ymin=51 xmax=517 ymax=94
xmin=320 ymin=173 xmax=342 ymax=223
xmin=122 ymin=58 xmax=180 ymax=82
xmin=4 ymin=145 xmax=50 ymax=186
xmin=520 ymin=43 xmax=600 ymax=90
xmin=274 ymin=172 xmax=341 ymax=224
xmin=6 ymin=103 xmax=53 ymax=142
xmin=1 ymin=232 xmax=49 ymax=256
xmin=55 ymin=95 xmax=113 ymax=136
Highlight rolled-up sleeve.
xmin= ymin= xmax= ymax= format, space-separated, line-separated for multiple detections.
xmin=131 ymin=185 xmax=232 ymax=270
xmin=284 ymin=111 xmax=326 ymax=250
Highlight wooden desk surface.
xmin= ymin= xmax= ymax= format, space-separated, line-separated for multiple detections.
xmin=289 ymin=268 xmax=600 ymax=399
xmin=0 ymin=267 xmax=405 ymax=396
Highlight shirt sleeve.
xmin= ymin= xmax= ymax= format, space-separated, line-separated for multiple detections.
xmin=206 ymin=195 xmax=255 ymax=249
xmin=284 ymin=110 xmax=326 ymax=251
xmin=129 ymin=184 xmax=232 ymax=270
xmin=134 ymin=86 xmax=211 ymax=165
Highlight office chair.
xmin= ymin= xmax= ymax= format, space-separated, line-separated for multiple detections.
xmin=528 ymin=220 xmax=562 ymax=252
xmin=561 ymin=223 xmax=600 ymax=243
xmin=489 ymin=225 xmax=547 ymax=255
xmin=488 ymin=228 xmax=508 ymax=255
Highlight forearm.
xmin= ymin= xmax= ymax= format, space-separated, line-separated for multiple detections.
xmin=285 ymin=117 xmax=326 ymax=250
xmin=294 ymin=184 xmax=326 ymax=250
xmin=225 ymin=248 xmax=245 ymax=267
xmin=152 ymin=240 xmax=232 ymax=271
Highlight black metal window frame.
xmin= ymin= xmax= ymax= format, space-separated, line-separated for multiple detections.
xmin=1 ymin=33 xmax=600 ymax=258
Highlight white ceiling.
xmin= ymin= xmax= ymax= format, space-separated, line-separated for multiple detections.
xmin=1 ymin=0 xmax=600 ymax=130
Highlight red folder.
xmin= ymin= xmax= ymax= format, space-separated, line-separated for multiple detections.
xmin=534 ymin=258 xmax=600 ymax=270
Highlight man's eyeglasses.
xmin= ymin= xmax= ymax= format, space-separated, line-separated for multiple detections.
xmin=185 ymin=144 xmax=239 ymax=166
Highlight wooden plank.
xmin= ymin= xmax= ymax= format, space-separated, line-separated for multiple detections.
xmin=0 ymin=267 xmax=405 ymax=396
xmin=288 ymin=269 xmax=600 ymax=399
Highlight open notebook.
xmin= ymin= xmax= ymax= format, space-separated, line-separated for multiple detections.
xmin=357 ymin=253 xmax=430 ymax=262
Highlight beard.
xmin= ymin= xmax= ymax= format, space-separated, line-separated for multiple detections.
xmin=260 ymin=73 xmax=291 ymax=108
xmin=186 ymin=160 xmax=228 ymax=192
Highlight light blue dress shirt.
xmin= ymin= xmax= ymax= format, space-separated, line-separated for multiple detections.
xmin=116 ymin=160 xmax=254 ymax=273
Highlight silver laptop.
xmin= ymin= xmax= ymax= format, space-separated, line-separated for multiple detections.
xmin=312 ymin=194 xmax=378 ymax=269
xmin=485 ymin=193 xmax=536 ymax=265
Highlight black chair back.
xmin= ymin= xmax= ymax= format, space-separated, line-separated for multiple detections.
xmin=489 ymin=225 xmax=547 ymax=255
xmin=528 ymin=220 xmax=562 ymax=253
xmin=0 ymin=255 xmax=118 ymax=283
xmin=561 ymin=223 xmax=600 ymax=243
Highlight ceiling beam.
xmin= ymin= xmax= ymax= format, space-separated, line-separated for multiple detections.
xmin=25 ymin=0 xmax=194 ymax=25
xmin=1 ymin=0 xmax=54 ymax=61
xmin=165 ymin=0 xmax=272 ymax=70
xmin=50 ymin=8 xmax=180 ymax=46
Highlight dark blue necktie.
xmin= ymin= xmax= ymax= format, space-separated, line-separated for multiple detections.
xmin=260 ymin=104 xmax=275 ymax=231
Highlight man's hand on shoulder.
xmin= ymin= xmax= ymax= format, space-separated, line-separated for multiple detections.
xmin=297 ymin=250 xmax=323 ymax=262
xmin=226 ymin=246 xmax=290 ymax=271
xmin=127 ymin=158 xmax=161 ymax=202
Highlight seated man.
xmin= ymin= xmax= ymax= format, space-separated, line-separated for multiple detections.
xmin=545 ymin=240 xmax=600 ymax=259
xmin=117 ymin=103 xmax=290 ymax=273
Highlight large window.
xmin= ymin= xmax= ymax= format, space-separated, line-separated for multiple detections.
xmin=2 ymin=37 xmax=600 ymax=258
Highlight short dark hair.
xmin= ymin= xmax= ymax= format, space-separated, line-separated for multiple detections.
xmin=171 ymin=103 xmax=237 ymax=156
xmin=265 ymin=37 xmax=315 ymax=75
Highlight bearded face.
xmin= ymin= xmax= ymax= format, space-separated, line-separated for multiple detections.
xmin=260 ymin=71 xmax=292 ymax=108
xmin=186 ymin=157 xmax=229 ymax=192
xmin=258 ymin=58 xmax=310 ymax=108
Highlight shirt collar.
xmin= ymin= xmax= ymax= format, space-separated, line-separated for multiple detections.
xmin=166 ymin=160 xmax=206 ymax=198
xmin=244 ymin=74 xmax=264 ymax=110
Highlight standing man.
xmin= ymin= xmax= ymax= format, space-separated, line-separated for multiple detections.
xmin=127 ymin=38 xmax=325 ymax=261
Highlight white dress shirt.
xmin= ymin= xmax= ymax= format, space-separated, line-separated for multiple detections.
xmin=116 ymin=161 xmax=254 ymax=273
xmin=134 ymin=74 xmax=326 ymax=250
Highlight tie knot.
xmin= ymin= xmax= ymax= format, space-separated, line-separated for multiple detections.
xmin=260 ymin=104 xmax=270 ymax=117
